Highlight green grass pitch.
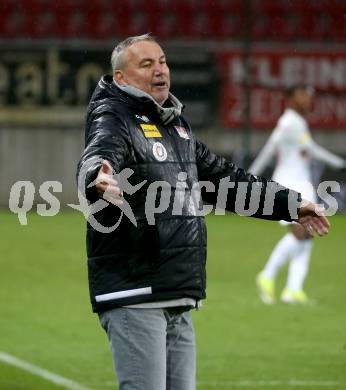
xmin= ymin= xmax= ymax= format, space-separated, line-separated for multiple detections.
xmin=0 ymin=210 xmax=345 ymax=390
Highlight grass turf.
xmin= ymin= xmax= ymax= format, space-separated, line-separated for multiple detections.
xmin=0 ymin=210 xmax=345 ymax=390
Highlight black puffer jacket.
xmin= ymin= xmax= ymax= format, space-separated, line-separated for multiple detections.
xmin=77 ymin=75 xmax=301 ymax=313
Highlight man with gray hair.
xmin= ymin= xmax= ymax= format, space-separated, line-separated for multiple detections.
xmin=77 ymin=34 xmax=330 ymax=389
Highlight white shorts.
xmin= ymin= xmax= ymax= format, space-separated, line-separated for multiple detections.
xmin=277 ymin=181 xmax=316 ymax=227
xmin=274 ymin=179 xmax=317 ymax=204
xmin=279 ymin=220 xmax=296 ymax=226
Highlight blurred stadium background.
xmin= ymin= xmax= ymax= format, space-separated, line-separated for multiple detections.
xmin=1 ymin=1 xmax=346 ymax=389
xmin=0 ymin=0 xmax=345 ymax=208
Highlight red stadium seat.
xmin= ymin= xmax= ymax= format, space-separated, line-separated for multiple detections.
xmin=1 ymin=0 xmax=27 ymax=38
xmin=92 ymin=1 xmax=133 ymax=40
xmin=55 ymin=0 xmax=88 ymax=39
xmin=210 ymin=10 xmax=243 ymax=39
xmin=330 ymin=11 xmax=346 ymax=41
xmin=24 ymin=0 xmax=59 ymax=39
xmin=251 ymin=15 xmax=269 ymax=41
xmin=1 ymin=0 xmax=345 ymax=42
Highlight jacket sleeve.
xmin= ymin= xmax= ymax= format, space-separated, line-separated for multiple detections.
xmin=195 ymin=139 xmax=301 ymax=222
xmin=77 ymin=111 xmax=131 ymax=202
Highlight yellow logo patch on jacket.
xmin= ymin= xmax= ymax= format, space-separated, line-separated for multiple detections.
xmin=140 ymin=124 xmax=162 ymax=138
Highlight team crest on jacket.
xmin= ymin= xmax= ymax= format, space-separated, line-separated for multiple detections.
xmin=174 ymin=126 xmax=189 ymax=139
xmin=152 ymin=142 xmax=167 ymax=162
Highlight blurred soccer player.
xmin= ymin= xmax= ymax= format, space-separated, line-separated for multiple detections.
xmin=249 ymin=85 xmax=345 ymax=304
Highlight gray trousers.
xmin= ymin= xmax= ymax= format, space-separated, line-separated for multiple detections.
xmin=99 ymin=307 xmax=196 ymax=390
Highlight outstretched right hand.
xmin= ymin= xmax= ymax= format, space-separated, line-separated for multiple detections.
xmin=95 ymin=161 xmax=124 ymax=206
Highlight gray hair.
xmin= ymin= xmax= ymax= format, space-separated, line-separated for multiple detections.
xmin=110 ymin=33 xmax=156 ymax=71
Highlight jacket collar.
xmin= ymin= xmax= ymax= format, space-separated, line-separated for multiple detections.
xmin=113 ymin=80 xmax=183 ymax=124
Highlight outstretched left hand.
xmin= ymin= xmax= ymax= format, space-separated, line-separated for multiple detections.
xmin=297 ymin=201 xmax=330 ymax=237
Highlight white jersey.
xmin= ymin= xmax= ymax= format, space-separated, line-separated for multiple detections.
xmin=249 ymin=108 xmax=345 ymax=202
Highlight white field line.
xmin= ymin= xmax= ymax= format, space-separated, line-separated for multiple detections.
xmin=197 ymin=379 xmax=346 ymax=387
xmin=98 ymin=379 xmax=346 ymax=388
xmin=1 ymin=352 xmax=344 ymax=389
xmin=0 ymin=352 xmax=92 ymax=390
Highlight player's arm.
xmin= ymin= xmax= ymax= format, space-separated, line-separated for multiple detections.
xmin=248 ymin=128 xmax=280 ymax=175
xmin=306 ymin=139 xmax=345 ymax=169
xmin=195 ymin=139 xmax=300 ymax=222
xmin=294 ymin=119 xmax=345 ymax=168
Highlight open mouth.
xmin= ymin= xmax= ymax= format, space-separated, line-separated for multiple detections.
xmin=153 ymin=81 xmax=167 ymax=88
